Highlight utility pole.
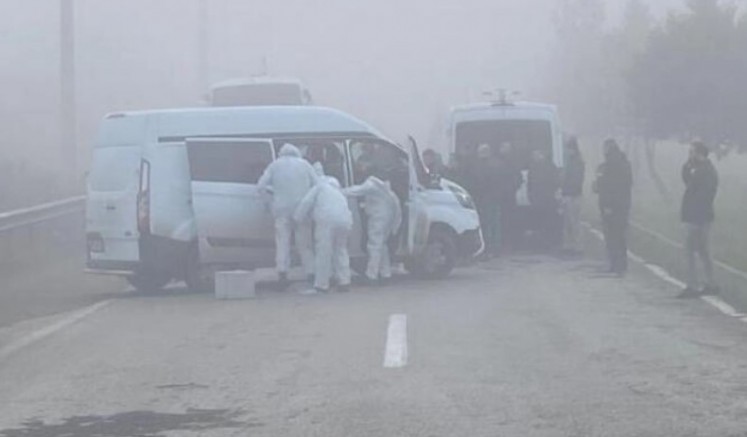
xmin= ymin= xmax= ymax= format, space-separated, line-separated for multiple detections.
xmin=198 ymin=0 xmax=209 ymax=92
xmin=60 ymin=0 xmax=77 ymax=182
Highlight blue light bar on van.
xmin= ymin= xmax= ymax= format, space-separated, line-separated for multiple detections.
xmin=106 ymin=113 xmax=127 ymax=119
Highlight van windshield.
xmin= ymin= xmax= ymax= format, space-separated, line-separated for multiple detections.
xmin=211 ymin=84 xmax=304 ymax=107
xmin=187 ymin=139 xmax=273 ymax=184
xmin=455 ymin=119 xmax=552 ymax=169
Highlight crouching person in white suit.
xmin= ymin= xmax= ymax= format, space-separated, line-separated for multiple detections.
xmin=294 ymin=173 xmax=353 ymax=294
xmin=344 ymin=175 xmax=402 ymax=285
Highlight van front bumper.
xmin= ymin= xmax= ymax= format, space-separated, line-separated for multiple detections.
xmin=458 ymin=227 xmax=485 ymax=259
xmin=86 ymin=260 xmax=139 ymax=275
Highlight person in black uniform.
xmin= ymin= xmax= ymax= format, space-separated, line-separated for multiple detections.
xmin=593 ymin=139 xmax=633 ymax=276
xmin=528 ymin=149 xmax=560 ymax=249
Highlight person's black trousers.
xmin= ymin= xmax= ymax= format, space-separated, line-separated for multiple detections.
xmin=602 ymin=213 xmax=629 ymax=274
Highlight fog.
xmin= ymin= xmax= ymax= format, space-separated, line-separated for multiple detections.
xmin=0 ymin=0 xmax=685 ymax=192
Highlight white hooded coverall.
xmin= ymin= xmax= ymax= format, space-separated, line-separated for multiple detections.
xmin=344 ymin=176 xmax=402 ymax=280
xmin=294 ymin=176 xmax=353 ymax=291
xmin=257 ymin=143 xmax=318 ymax=275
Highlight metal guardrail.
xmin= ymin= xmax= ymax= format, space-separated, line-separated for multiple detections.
xmin=0 ymin=196 xmax=86 ymax=233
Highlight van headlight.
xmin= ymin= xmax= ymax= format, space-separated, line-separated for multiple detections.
xmin=449 ymin=187 xmax=476 ymax=210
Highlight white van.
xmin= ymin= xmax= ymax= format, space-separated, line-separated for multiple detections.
xmin=447 ymin=99 xmax=565 ymax=245
xmin=86 ymin=106 xmax=482 ymax=291
xmin=209 ymin=77 xmax=312 ymax=107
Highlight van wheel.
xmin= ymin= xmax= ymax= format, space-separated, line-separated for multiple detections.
xmin=408 ymin=228 xmax=457 ymax=280
xmin=127 ymin=270 xmax=171 ymax=293
xmin=184 ymin=247 xmax=215 ymax=293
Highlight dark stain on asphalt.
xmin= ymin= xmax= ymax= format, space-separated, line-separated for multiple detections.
xmin=0 ymin=409 xmax=258 ymax=437
xmin=155 ymin=382 xmax=210 ymax=390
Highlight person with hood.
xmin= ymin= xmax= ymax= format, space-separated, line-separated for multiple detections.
xmin=257 ymin=143 xmax=318 ymax=287
xmin=678 ymin=141 xmax=719 ymax=298
xmin=294 ymin=172 xmax=353 ymax=294
xmin=561 ymin=137 xmax=586 ymax=255
xmin=344 ymin=174 xmax=402 ymax=284
xmin=593 ymin=139 xmax=633 ymax=276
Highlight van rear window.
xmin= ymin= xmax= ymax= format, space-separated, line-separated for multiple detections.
xmin=187 ymin=140 xmax=273 ymax=184
xmin=455 ymin=120 xmax=553 ymax=170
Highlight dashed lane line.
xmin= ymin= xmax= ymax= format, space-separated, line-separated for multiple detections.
xmin=383 ymin=314 xmax=408 ymax=368
xmin=583 ymin=222 xmax=747 ymax=322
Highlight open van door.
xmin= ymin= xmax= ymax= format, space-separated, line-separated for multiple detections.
xmin=186 ymin=138 xmax=276 ymax=270
xmin=406 ymin=136 xmax=429 ymax=255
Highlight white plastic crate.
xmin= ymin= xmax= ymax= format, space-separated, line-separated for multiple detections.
xmin=215 ymin=270 xmax=256 ymax=299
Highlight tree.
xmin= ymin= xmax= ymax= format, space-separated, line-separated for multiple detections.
xmin=628 ymin=0 xmax=747 ymax=151
xmin=549 ymin=0 xmax=607 ymax=134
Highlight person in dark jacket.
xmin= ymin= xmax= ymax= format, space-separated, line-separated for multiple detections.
xmin=471 ymin=144 xmax=502 ymax=258
xmin=561 ymin=137 xmax=585 ymax=255
xmin=593 ymin=139 xmax=632 ymax=276
xmin=528 ymin=149 xmax=560 ymax=248
xmin=495 ymin=142 xmax=523 ymax=252
xmin=422 ymin=149 xmax=444 ymax=176
xmin=678 ymin=141 xmax=719 ymax=298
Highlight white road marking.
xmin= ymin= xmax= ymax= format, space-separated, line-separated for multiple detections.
xmin=700 ymin=295 xmax=746 ymax=318
xmin=383 ymin=314 xmax=408 ymax=368
xmin=0 ymin=300 xmax=112 ymax=360
xmin=583 ymin=222 xmax=747 ymax=322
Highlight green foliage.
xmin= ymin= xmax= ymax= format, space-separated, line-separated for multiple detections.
xmin=553 ymin=0 xmax=747 ymax=153
xmin=629 ymin=0 xmax=747 ymax=150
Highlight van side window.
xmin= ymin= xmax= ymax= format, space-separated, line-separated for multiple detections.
xmin=188 ymin=140 xmax=273 ymax=184
xmin=273 ymin=139 xmax=347 ymax=186
xmin=454 ymin=120 xmax=553 ymax=170
xmin=350 ymin=140 xmax=409 ymax=201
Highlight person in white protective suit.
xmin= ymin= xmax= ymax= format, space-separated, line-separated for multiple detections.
xmin=344 ymin=175 xmax=402 ymax=284
xmin=257 ymin=143 xmax=318 ymax=287
xmin=294 ymin=173 xmax=353 ymax=294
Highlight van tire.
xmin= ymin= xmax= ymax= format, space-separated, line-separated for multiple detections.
xmin=127 ymin=270 xmax=171 ymax=293
xmin=408 ymin=227 xmax=457 ymax=280
xmin=184 ymin=247 xmax=215 ymax=293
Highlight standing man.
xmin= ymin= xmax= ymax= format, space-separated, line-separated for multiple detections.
xmin=678 ymin=141 xmax=719 ymax=298
xmin=294 ymin=174 xmax=353 ymax=294
xmin=495 ymin=142 xmax=523 ymax=252
xmin=471 ymin=144 xmax=502 ymax=258
xmin=561 ymin=137 xmax=586 ymax=256
xmin=593 ymin=139 xmax=633 ymax=276
xmin=422 ymin=149 xmax=444 ymax=177
xmin=528 ymin=149 xmax=560 ymax=249
xmin=258 ymin=143 xmax=319 ymax=288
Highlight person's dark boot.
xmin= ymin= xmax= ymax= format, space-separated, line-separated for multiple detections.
xmin=277 ymin=272 xmax=290 ymax=291
xmin=677 ymin=287 xmax=702 ymax=299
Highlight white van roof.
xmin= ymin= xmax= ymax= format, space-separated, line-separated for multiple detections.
xmin=450 ymin=101 xmax=558 ymax=124
xmin=100 ymin=106 xmax=389 ymax=145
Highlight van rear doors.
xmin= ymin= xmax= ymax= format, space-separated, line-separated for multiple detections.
xmin=86 ymin=115 xmax=148 ymax=271
xmin=186 ymin=138 xmax=276 ymax=268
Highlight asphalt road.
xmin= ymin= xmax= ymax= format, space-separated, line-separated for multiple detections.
xmin=2 ymin=256 xmax=747 ymax=436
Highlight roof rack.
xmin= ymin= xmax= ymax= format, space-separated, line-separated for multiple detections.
xmin=482 ymin=89 xmax=519 ymax=106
